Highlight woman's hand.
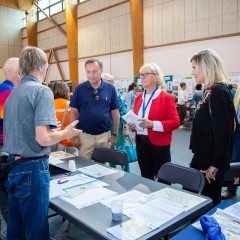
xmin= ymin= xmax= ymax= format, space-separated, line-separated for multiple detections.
xmin=201 ymin=166 xmax=218 ymax=184
xmin=138 ymin=119 xmax=153 ymax=129
xmin=127 ymin=122 xmax=136 ymax=131
xmin=123 ymin=125 xmax=129 ymax=137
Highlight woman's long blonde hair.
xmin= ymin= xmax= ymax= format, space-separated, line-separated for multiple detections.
xmin=234 ymin=84 xmax=240 ymax=114
xmin=190 ymin=48 xmax=229 ymax=89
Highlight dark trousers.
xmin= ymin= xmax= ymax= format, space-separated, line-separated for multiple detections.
xmin=191 ymin=155 xmax=222 ymax=207
xmin=177 ymin=105 xmax=185 ymax=125
xmin=136 ymin=135 xmax=171 ymax=180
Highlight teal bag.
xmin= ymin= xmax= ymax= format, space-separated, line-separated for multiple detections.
xmin=115 ymin=137 xmax=138 ymax=163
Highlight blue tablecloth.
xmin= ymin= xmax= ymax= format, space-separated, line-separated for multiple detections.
xmin=170 ymin=199 xmax=236 ymax=240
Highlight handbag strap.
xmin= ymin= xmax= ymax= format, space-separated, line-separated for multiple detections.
xmin=61 ymin=101 xmax=70 ymax=130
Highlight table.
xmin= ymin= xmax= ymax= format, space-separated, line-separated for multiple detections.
xmin=170 ymin=199 xmax=236 ymax=240
xmin=49 ymin=156 xmax=213 ymax=240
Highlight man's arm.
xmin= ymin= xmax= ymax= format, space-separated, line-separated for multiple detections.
xmin=70 ymin=107 xmax=81 ymax=149
xmin=109 ymin=108 xmax=120 ymax=146
xmin=35 ymin=120 xmax=80 ymax=146
xmin=70 ymin=107 xmax=79 ymax=123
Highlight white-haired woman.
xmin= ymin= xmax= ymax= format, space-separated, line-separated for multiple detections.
xmin=190 ymin=48 xmax=234 ymax=206
xmin=128 ymin=63 xmax=180 ymax=180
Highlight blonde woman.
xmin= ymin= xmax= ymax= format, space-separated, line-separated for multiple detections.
xmin=128 ymin=63 xmax=180 ymax=180
xmin=221 ymin=84 xmax=240 ymax=199
xmin=190 ymin=49 xmax=235 ymax=206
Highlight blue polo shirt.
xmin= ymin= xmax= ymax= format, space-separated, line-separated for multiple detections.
xmin=70 ymin=80 xmax=119 ymax=134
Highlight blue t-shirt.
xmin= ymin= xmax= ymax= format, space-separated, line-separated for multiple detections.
xmin=70 ymin=80 xmax=119 ymax=134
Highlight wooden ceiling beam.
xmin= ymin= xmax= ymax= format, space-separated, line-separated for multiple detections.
xmin=0 ymin=0 xmax=33 ymax=11
xmin=64 ymin=0 xmax=78 ymax=90
xmin=130 ymin=0 xmax=143 ymax=79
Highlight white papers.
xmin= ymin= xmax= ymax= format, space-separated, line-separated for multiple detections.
xmin=60 ymin=187 xmax=118 ymax=209
xmin=100 ymin=190 xmax=153 ymax=214
xmin=50 ymin=183 xmax=66 ymax=198
xmin=192 ymin=207 xmax=240 ymax=240
xmin=50 ymin=173 xmax=97 ymax=190
xmin=78 ymin=164 xmax=117 ymax=178
xmin=125 ymin=197 xmax=184 ymax=229
xmin=150 ymin=188 xmax=206 ymax=210
xmin=121 ymin=110 xmax=143 ymax=132
xmin=107 ymin=219 xmax=155 ymax=240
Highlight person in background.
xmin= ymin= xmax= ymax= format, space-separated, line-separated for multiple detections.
xmin=228 ymin=84 xmax=236 ymax=99
xmin=128 ymin=63 xmax=180 ymax=180
xmin=70 ymin=59 xmax=120 ymax=160
xmin=189 ymin=83 xmax=203 ymax=108
xmin=177 ymin=82 xmax=187 ymax=126
xmin=51 ymin=81 xmax=78 ymax=156
xmin=189 ymin=48 xmax=234 ymax=207
xmin=125 ymin=82 xmax=139 ymax=112
xmin=0 ymin=58 xmax=20 ymax=153
xmin=221 ymin=84 xmax=240 ymax=199
xmin=3 ymin=46 xmax=81 ymax=239
xmin=0 ymin=57 xmax=20 ymax=230
xmin=102 ymin=73 xmax=130 ymax=172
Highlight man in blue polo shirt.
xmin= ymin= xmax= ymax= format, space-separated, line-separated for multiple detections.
xmin=70 ymin=58 xmax=120 ymax=159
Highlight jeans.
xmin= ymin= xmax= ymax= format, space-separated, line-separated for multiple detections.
xmin=227 ymin=129 xmax=240 ymax=193
xmin=6 ymin=156 xmax=50 ymax=240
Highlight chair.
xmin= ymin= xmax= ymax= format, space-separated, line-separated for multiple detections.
xmin=91 ymin=147 xmax=128 ymax=170
xmin=157 ymin=162 xmax=206 ymax=240
xmin=157 ymin=162 xmax=205 ymax=194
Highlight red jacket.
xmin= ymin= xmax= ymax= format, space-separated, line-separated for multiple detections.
xmin=134 ymin=90 xmax=180 ymax=146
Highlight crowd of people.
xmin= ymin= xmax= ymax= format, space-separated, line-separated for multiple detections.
xmin=0 ymin=46 xmax=239 ymax=238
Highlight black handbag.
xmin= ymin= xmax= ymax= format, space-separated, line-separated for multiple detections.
xmin=222 ymin=163 xmax=240 ymax=186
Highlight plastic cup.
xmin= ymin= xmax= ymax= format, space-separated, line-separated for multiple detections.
xmin=111 ymin=199 xmax=123 ymax=221
xmin=68 ymin=160 xmax=76 ymax=172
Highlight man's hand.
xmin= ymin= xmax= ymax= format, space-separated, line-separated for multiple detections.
xmin=72 ymin=136 xmax=82 ymax=149
xmin=64 ymin=120 xmax=82 ymax=141
xmin=109 ymin=135 xmax=117 ymax=147
xmin=201 ymin=166 xmax=218 ymax=184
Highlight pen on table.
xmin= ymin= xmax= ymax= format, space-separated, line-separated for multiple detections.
xmin=50 ymin=173 xmax=69 ymax=180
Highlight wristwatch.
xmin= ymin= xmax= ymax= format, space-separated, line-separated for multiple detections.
xmin=111 ymin=133 xmax=118 ymax=137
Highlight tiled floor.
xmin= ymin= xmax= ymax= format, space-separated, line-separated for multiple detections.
xmin=1 ymin=128 xmax=239 ymax=239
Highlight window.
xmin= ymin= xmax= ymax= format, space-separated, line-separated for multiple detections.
xmin=37 ymin=0 xmax=64 ymax=20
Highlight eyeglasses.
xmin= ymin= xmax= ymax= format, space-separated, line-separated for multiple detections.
xmin=139 ymin=73 xmax=155 ymax=78
xmin=93 ymin=89 xmax=99 ymax=101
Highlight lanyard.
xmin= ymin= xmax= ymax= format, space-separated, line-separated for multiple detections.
xmin=142 ymin=87 xmax=158 ymax=118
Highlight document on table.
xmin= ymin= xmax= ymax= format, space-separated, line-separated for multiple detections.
xmin=121 ymin=110 xmax=144 ymax=132
xmin=150 ymin=187 xmax=206 ymax=210
xmin=60 ymin=187 xmax=118 ymax=209
xmin=100 ymin=190 xmax=154 ymax=214
xmin=192 ymin=208 xmax=240 ymax=240
xmin=50 ymin=183 xmax=66 ymax=198
xmin=107 ymin=219 xmax=155 ymax=240
xmin=77 ymin=164 xmax=117 ymax=178
xmin=125 ymin=197 xmax=184 ymax=229
xmin=50 ymin=173 xmax=98 ymax=190
xmin=49 ymin=151 xmax=75 ymax=165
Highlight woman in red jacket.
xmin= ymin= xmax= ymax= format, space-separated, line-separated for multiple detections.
xmin=128 ymin=63 xmax=180 ymax=180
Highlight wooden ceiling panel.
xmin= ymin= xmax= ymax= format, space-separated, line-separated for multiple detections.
xmin=0 ymin=0 xmax=33 ymax=11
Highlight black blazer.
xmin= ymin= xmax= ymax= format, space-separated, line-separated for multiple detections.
xmin=190 ymin=83 xmax=234 ymax=171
